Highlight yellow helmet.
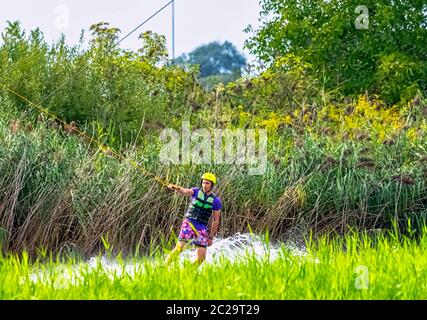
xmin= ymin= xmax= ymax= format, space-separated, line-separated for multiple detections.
xmin=201 ymin=172 xmax=217 ymax=185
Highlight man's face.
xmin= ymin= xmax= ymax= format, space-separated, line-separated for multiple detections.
xmin=201 ymin=179 xmax=213 ymax=192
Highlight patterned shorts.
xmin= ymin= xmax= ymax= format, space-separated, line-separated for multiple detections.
xmin=178 ymin=219 xmax=209 ymax=248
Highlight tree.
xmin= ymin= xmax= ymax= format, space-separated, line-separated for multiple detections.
xmin=89 ymin=21 xmax=121 ymax=55
xmin=138 ymin=31 xmax=169 ymax=66
xmin=245 ymin=0 xmax=427 ymax=104
xmin=175 ymin=41 xmax=246 ymax=78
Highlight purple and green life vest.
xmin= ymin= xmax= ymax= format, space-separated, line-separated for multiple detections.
xmin=185 ymin=190 xmax=216 ymax=225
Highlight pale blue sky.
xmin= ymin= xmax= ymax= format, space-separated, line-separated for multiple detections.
xmin=0 ymin=0 xmax=261 ymax=63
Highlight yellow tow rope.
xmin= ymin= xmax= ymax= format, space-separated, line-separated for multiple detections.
xmin=0 ymin=83 xmax=169 ymax=187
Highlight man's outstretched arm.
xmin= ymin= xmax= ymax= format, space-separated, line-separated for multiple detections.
xmin=167 ymin=184 xmax=194 ymax=196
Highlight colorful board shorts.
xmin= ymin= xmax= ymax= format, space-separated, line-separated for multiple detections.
xmin=178 ymin=218 xmax=209 ymax=248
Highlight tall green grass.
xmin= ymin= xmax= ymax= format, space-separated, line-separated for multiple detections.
xmin=1 ymin=230 xmax=427 ymax=299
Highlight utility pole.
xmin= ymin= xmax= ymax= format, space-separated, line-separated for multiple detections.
xmin=172 ymin=0 xmax=175 ymax=63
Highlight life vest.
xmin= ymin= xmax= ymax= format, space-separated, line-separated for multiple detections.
xmin=185 ymin=190 xmax=216 ymax=225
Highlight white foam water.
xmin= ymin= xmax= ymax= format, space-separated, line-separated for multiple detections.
xmin=27 ymin=233 xmax=310 ymax=287
xmin=180 ymin=232 xmax=307 ymax=264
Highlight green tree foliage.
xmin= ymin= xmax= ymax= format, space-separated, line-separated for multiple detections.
xmin=175 ymin=41 xmax=247 ymax=78
xmin=0 ymin=21 xmax=201 ymax=146
xmin=245 ymin=0 xmax=427 ymax=104
xmin=138 ymin=31 xmax=169 ymax=66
